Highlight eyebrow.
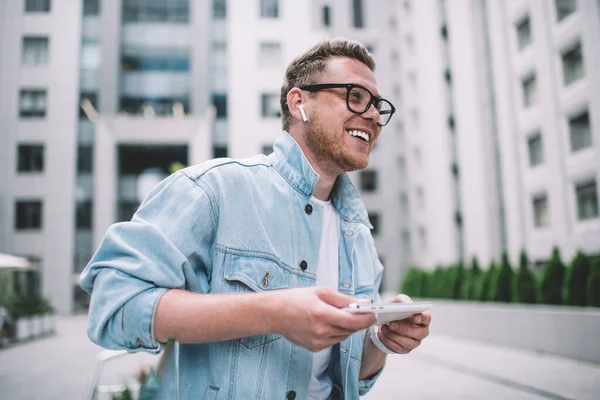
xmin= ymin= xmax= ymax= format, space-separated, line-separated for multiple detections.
xmin=352 ymin=82 xmax=382 ymax=98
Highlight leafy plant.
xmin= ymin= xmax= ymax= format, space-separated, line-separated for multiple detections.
xmin=587 ymin=259 xmax=600 ymax=307
xmin=475 ymin=261 xmax=497 ymax=301
xmin=539 ymin=247 xmax=566 ymax=305
xmin=513 ymin=250 xmax=537 ymax=303
xmin=564 ymin=251 xmax=590 ymax=306
xmin=493 ymin=251 xmax=514 ymax=302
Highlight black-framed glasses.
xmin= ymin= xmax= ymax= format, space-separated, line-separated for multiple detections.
xmin=299 ymin=83 xmax=396 ymax=126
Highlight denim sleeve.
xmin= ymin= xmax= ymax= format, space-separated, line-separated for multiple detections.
xmin=80 ymin=171 xmax=217 ymax=353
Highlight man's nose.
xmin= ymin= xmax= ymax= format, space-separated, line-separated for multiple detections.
xmin=361 ymin=102 xmax=380 ymax=123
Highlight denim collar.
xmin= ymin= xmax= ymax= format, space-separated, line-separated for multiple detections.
xmin=269 ymin=131 xmax=372 ymax=228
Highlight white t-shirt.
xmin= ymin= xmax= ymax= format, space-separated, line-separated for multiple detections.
xmin=307 ymin=197 xmax=340 ymax=400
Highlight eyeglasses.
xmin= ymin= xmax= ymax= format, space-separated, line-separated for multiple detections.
xmin=298 ymin=83 xmax=396 ymax=126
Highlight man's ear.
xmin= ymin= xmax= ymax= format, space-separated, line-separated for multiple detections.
xmin=286 ymin=88 xmax=305 ymax=123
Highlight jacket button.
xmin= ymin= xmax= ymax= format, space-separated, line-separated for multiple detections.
xmin=299 ymin=260 xmax=308 ymax=271
xmin=287 ymin=391 xmax=296 ymax=400
xmin=305 ymin=204 xmax=313 ymax=214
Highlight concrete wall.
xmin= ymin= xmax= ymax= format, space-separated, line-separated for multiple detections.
xmin=428 ymin=300 xmax=600 ymax=365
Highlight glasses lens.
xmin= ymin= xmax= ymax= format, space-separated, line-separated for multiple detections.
xmin=347 ymin=86 xmax=372 ymax=113
xmin=377 ymin=100 xmax=394 ymax=126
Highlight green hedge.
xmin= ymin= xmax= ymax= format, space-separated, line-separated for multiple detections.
xmin=400 ymin=247 xmax=600 ymax=307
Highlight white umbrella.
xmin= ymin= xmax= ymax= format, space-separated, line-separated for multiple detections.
xmin=0 ymin=253 xmax=32 ymax=269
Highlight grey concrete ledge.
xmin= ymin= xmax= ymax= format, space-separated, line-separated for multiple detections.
xmin=421 ymin=300 xmax=600 ymax=365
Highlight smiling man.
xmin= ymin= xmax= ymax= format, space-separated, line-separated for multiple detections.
xmin=81 ymin=38 xmax=431 ymax=400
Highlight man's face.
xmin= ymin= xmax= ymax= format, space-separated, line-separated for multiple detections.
xmin=303 ymin=57 xmax=383 ymax=173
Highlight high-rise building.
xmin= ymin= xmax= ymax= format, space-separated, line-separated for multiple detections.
xmin=1 ymin=0 xmax=598 ymax=314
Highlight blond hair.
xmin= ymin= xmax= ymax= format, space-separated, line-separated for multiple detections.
xmin=280 ymin=38 xmax=376 ymax=130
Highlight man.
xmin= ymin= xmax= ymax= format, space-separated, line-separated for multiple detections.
xmin=81 ymin=38 xmax=431 ymax=399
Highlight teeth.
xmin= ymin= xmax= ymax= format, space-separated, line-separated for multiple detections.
xmin=347 ymin=130 xmax=370 ymax=143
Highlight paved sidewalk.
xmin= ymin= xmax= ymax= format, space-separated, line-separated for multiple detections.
xmin=1 ymin=316 xmax=599 ymax=399
xmin=363 ymin=334 xmax=600 ymax=400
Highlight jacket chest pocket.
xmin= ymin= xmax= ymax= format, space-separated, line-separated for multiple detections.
xmin=223 ymin=253 xmax=289 ymax=349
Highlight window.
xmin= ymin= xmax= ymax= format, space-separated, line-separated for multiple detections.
xmin=78 ymin=145 xmax=93 ymax=173
xmin=405 ymin=35 xmax=414 ymax=55
xmin=122 ymin=0 xmax=189 ymax=23
xmin=322 ymin=5 xmax=331 ymax=27
xmin=516 ymin=16 xmax=532 ymax=50
xmin=369 ymin=212 xmax=380 ymax=235
xmin=81 ymin=41 xmax=101 ymax=70
xmin=262 ymin=145 xmax=273 ymax=155
xmin=411 ymin=109 xmax=419 ymax=130
xmin=260 ymin=0 xmax=278 ymax=18
xmin=118 ymin=201 xmax=139 ymax=222
xmin=213 ymin=0 xmax=226 ymax=19
xmin=259 ymin=42 xmax=281 ymax=66
xmin=121 ymin=55 xmax=190 ymax=72
xmin=261 ymin=93 xmax=281 ymax=118
xmin=79 ymin=92 xmax=97 ymax=119
xmin=120 ymin=97 xmax=189 ymax=116
xmin=17 ymin=144 xmax=44 ymax=172
xmin=562 ymin=43 xmax=584 ymax=86
xmin=83 ymin=0 xmax=100 ymax=16
xmin=19 ymin=89 xmax=46 ymax=118
xmin=76 ymin=200 xmax=92 ymax=229
xmin=213 ymin=145 xmax=228 ymax=158
xmin=416 ymin=186 xmax=424 ymax=209
xmin=22 ymin=37 xmax=49 ymax=65
xmin=398 ymin=156 xmax=407 ymax=181
xmin=418 ymin=226 xmax=427 ymax=249
xmin=25 ymin=0 xmax=50 ymax=12
xmin=360 ymin=170 xmax=377 ymax=192
xmin=575 ymin=180 xmax=598 ymax=220
xmin=414 ymin=147 xmax=422 ymax=168
xmin=522 ymin=74 xmax=537 ymax=107
xmin=569 ymin=111 xmax=592 ymax=152
xmin=532 ymin=194 xmax=549 ymax=228
xmin=402 ymin=229 xmax=411 ymax=258
xmin=527 ymin=133 xmax=544 ymax=166
xmin=556 ymin=0 xmax=576 ymax=22
xmin=352 ymin=0 xmax=364 ymax=28
xmin=400 ymin=192 xmax=409 ymax=215
xmin=212 ymin=93 xmax=227 ymax=119
xmin=15 ymin=200 xmax=43 ymax=230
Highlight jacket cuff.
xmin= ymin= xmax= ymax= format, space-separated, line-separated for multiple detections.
xmin=122 ymin=287 xmax=168 ymax=354
xmin=358 ymin=361 xmax=385 ymax=395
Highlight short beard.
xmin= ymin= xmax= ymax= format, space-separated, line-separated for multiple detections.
xmin=305 ymin=119 xmax=368 ymax=174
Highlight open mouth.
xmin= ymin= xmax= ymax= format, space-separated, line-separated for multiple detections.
xmin=347 ymin=129 xmax=371 ymax=143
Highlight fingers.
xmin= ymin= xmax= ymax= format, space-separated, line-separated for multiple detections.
xmin=406 ymin=311 xmax=431 ymax=327
xmin=317 ymin=287 xmax=354 ymax=308
xmin=385 ymin=320 xmax=429 ymax=341
xmin=392 ymin=293 xmax=413 ymax=304
xmin=379 ymin=325 xmax=421 ymax=353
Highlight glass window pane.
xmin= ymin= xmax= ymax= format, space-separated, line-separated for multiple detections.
xmin=360 ymin=170 xmax=377 ymax=192
xmin=527 ymin=133 xmax=544 ymax=166
xmin=522 ymin=74 xmax=537 ymax=107
xmin=562 ymin=43 xmax=584 ymax=86
xmin=516 ymin=17 xmax=532 ymax=50
xmin=569 ymin=111 xmax=592 ymax=152
xmin=556 ymin=0 xmax=576 ymax=22
xmin=576 ymin=181 xmax=599 ymax=220
xmin=352 ymin=0 xmax=364 ymax=28
xmin=261 ymin=93 xmax=281 ymax=118
xmin=533 ymin=194 xmax=549 ymax=227
xmin=260 ymin=0 xmax=279 ymax=18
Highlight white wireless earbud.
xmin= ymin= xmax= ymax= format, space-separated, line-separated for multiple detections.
xmin=299 ymin=104 xmax=309 ymax=122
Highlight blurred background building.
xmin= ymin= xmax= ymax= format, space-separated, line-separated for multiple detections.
xmin=0 ymin=0 xmax=598 ymax=315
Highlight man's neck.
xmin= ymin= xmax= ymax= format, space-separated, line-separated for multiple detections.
xmin=288 ymin=130 xmax=340 ymax=202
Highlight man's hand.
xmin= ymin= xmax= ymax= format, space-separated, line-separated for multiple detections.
xmin=377 ymin=294 xmax=431 ymax=354
xmin=273 ymin=287 xmax=376 ymax=352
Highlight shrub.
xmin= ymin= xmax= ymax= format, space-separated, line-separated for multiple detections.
xmin=465 ymin=257 xmax=482 ymax=300
xmin=449 ymin=264 xmax=464 ymax=299
xmin=564 ymin=251 xmax=590 ymax=306
xmin=539 ymin=247 xmax=566 ymax=305
xmin=493 ymin=251 xmax=514 ymax=302
xmin=513 ymin=249 xmax=537 ymax=303
xmin=421 ymin=272 xmax=430 ymax=298
xmin=401 ymin=267 xmax=424 ymax=298
xmin=475 ymin=261 xmax=497 ymax=301
xmin=587 ymin=259 xmax=600 ymax=307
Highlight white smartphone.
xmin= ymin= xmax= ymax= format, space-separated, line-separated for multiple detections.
xmin=345 ymin=302 xmax=432 ymax=325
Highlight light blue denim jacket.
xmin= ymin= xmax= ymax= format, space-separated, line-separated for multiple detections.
xmin=81 ymin=131 xmax=385 ymax=399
